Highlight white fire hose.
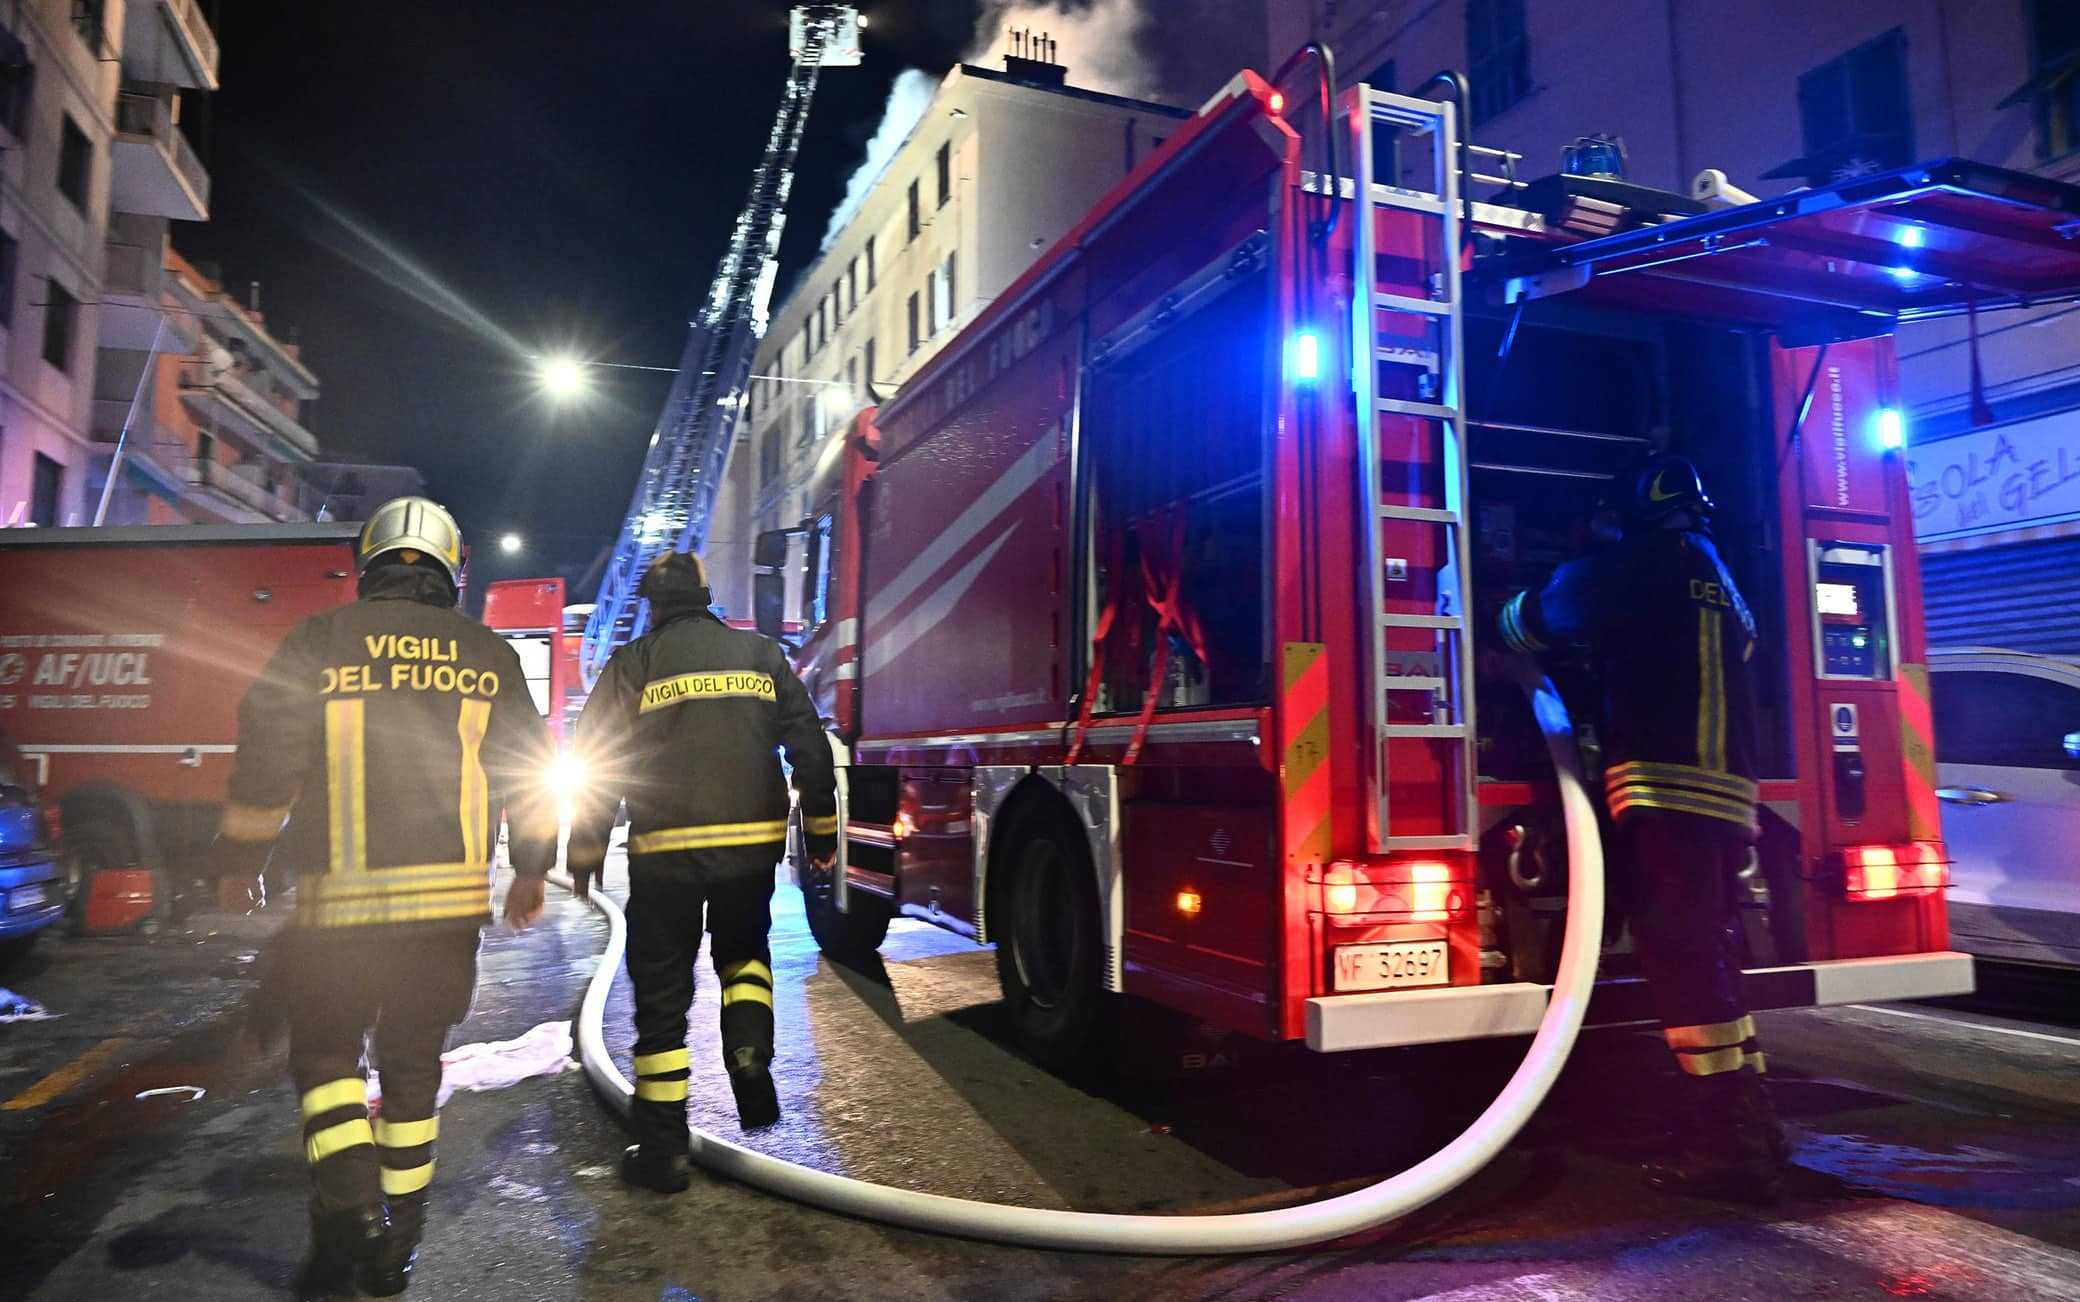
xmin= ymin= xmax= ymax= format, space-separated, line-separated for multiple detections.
xmin=557 ymin=669 xmax=1602 ymax=1253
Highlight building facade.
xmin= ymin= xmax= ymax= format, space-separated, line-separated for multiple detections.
xmin=0 ymin=0 xmax=217 ymax=526
xmin=705 ymin=55 xmax=1189 ymax=616
xmin=1269 ymin=0 xmax=2080 ymax=652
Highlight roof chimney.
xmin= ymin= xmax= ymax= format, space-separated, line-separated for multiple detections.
xmin=1002 ymin=24 xmax=1067 ymax=87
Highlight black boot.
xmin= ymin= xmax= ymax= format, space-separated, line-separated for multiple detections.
xmin=728 ymin=1047 xmax=780 ymax=1130
xmin=1644 ymin=1070 xmax=1783 ymax=1205
xmin=296 ymin=1203 xmax=385 ymax=1301
xmin=357 ymin=1190 xmax=425 ymax=1297
xmin=620 ymin=1143 xmax=692 ymax=1194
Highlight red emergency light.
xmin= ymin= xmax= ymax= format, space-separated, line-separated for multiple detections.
xmin=1840 ymin=843 xmax=1950 ymax=901
xmin=1320 ymin=859 xmax=1467 ymax=921
xmin=1267 ymin=90 xmax=1285 ymax=115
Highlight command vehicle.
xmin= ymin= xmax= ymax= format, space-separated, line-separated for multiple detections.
xmin=747 ymin=65 xmax=2080 ymax=1067
xmin=0 ymin=524 xmax=361 ymax=929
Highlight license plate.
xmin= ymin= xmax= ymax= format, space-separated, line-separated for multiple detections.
xmin=1332 ymin=940 xmax=1449 ymax=992
xmin=9 ymin=883 xmax=49 ymax=913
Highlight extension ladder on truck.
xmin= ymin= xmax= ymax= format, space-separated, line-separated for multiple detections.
xmin=1349 ymin=87 xmax=1478 ymax=855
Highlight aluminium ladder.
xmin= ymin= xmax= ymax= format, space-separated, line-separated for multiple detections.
xmin=1349 ymin=86 xmax=1479 ymax=855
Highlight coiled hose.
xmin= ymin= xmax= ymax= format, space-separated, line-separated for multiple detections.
xmin=557 ymin=668 xmax=1601 ymax=1253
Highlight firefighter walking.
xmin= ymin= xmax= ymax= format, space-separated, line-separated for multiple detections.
xmin=1498 ymin=455 xmax=1788 ymax=1203
xmin=567 ymin=551 xmax=837 ymax=1193
xmin=214 ymin=498 xmax=559 ymax=1298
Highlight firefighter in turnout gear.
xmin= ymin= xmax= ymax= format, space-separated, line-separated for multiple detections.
xmin=568 ymin=550 xmax=837 ymax=1194
xmin=214 ymin=497 xmax=559 ymax=1298
xmin=1497 ymin=455 xmax=1788 ymax=1204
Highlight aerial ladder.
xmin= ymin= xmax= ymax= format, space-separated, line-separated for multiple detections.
xmin=580 ymin=5 xmax=862 ymax=687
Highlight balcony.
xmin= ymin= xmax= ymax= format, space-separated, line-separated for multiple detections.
xmin=111 ymin=92 xmax=209 ymax=221
xmin=179 ymin=362 xmax=319 ymax=460
xmin=189 ymin=457 xmax=311 ymax=523
xmin=98 ymin=241 xmax=181 ymax=350
xmin=122 ymin=0 xmax=220 ymax=92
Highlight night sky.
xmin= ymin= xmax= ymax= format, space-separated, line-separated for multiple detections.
xmin=176 ymin=1 xmax=1261 ymax=596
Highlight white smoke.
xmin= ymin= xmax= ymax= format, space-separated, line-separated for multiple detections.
xmin=819 ymin=1 xmax=1164 ymax=251
xmin=820 ymin=68 xmax=938 ymax=249
xmin=968 ymin=0 xmax=1159 ymax=101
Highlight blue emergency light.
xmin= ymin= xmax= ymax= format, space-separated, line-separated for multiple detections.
xmin=1875 ymin=407 xmax=1905 ymax=450
xmin=1291 ymin=329 xmax=1322 ymax=383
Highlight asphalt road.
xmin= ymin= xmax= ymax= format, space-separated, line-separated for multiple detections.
xmin=2 ymin=860 xmax=2077 ymax=1301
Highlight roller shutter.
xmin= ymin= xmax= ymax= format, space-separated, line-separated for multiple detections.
xmin=1922 ymin=537 xmax=2080 ymax=657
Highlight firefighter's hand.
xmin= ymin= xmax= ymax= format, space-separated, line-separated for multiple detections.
xmin=217 ymin=873 xmax=265 ymax=915
xmin=503 ymin=874 xmax=547 ymax=929
xmin=811 ymin=852 xmax=836 ymax=871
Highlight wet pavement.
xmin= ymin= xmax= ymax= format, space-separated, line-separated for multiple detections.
xmin=2 ymin=856 xmax=2077 ymax=1301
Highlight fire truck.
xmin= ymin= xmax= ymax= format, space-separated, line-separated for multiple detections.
xmin=0 ymin=525 xmax=360 ymax=929
xmin=483 ymin=577 xmax=585 ymax=739
xmin=752 ymin=70 xmax=2080 ymax=1067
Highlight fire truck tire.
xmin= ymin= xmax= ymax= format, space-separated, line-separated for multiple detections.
xmin=803 ymin=863 xmax=892 ymax=962
xmin=991 ymin=808 xmax=1108 ymax=1074
xmin=56 ymin=786 xmax=165 ymax=935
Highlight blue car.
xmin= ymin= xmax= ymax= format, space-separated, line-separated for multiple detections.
xmin=0 ymin=729 xmax=62 ymax=966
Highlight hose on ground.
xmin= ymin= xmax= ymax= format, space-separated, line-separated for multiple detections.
xmin=556 ymin=667 xmax=1601 ymax=1253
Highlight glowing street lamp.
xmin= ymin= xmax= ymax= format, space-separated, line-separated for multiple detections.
xmin=499 ymin=532 xmax=524 ymax=555
xmin=537 ymin=356 xmax=589 ymax=400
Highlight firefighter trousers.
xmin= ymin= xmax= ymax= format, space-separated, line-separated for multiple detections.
xmin=624 ymin=848 xmax=778 ymax=1154
xmin=278 ymin=926 xmax=480 ymax=1213
xmin=1620 ymin=811 xmax=1767 ymax=1079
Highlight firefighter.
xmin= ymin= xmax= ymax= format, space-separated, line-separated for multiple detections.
xmin=566 ymin=550 xmax=837 ymax=1193
xmin=1496 ymin=455 xmax=1788 ymax=1203
xmin=214 ymin=497 xmax=559 ymax=1298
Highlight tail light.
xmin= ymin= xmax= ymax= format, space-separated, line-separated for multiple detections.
xmin=1841 ymin=843 xmax=1950 ymax=901
xmin=1320 ymin=859 xmax=1470 ymax=921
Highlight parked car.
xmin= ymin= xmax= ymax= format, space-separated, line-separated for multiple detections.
xmin=1928 ymin=648 xmax=2080 ymax=968
xmin=0 ymin=727 xmax=63 ymax=967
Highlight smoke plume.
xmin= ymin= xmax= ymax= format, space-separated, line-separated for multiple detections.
xmin=820 ymin=68 xmax=938 ymax=248
xmin=968 ymin=0 xmax=1159 ymax=101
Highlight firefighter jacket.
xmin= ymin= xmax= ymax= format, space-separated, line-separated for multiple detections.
xmin=1497 ymin=524 xmax=1761 ymax=836
xmin=216 ymin=566 xmax=559 ymax=930
xmin=567 ymin=601 xmax=837 ymax=877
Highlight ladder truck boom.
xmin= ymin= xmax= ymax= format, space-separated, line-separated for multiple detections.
xmin=580 ymin=4 xmax=861 ymax=687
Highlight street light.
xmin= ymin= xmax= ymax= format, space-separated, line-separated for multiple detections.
xmin=499 ymin=532 xmax=524 ymax=555
xmin=537 ymin=356 xmax=589 ymax=400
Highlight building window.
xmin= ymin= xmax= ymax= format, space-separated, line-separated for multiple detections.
xmin=866 ymin=235 xmax=877 ymax=290
xmin=937 ymin=140 xmax=952 ymax=208
xmin=847 ymin=259 xmax=858 ymax=311
xmin=1789 ymin=28 xmax=1913 ymax=184
xmin=908 ymin=179 xmax=921 ymax=242
xmin=847 ymin=355 xmax=858 ymax=399
xmin=907 ymin=291 xmax=920 ymax=353
xmin=57 ymin=113 xmax=89 ymax=210
xmin=2020 ymin=0 xmax=2080 ymax=159
xmin=30 ymin=452 xmax=60 ymax=526
xmin=831 ymin=280 xmax=843 ymax=329
xmin=42 ymin=279 xmax=75 ymax=371
xmin=70 ymin=0 xmax=105 ymax=54
xmin=864 ymin=338 xmax=876 ymax=393
xmin=759 ymin=424 xmax=781 ymax=489
xmin=0 ymin=226 xmax=16 ymax=329
xmin=933 ymin=252 xmax=956 ymax=332
xmin=0 ymin=46 xmax=32 ymax=139
xmin=924 ymin=276 xmax=937 ymax=337
xmin=1467 ymin=0 xmax=1530 ymax=126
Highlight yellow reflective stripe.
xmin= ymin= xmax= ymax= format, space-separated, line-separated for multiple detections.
xmin=1697 ymin=608 xmax=1726 ymax=771
xmin=458 ymin=699 xmax=491 ymax=867
xmin=1744 ymin=1051 xmax=1768 ymax=1074
xmin=1676 ymin=1046 xmax=1747 ymax=1076
xmin=804 ymin=814 xmax=839 ymax=836
xmin=634 ymin=1077 xmax=689 ymax=1102
xmin=1606 ymin=761 xmax=1757 ymax=803
xmin=220 ymin=802 xmax=290 ymax=843
xmin=381 ymin=1162 xmax=435 ymax=1195
xmin=1666 ymin=1015 xmax=1756 ymax=1051
xmin=633 ymin=1049 xmax=690 ymax=1076
xmin=306 ymin=1117 xmax=375 ymax=1164
xmin=639 ymin=671 xmax=777 ymax=713
xmin=722 ymin=984 xmax=774 ymax=1008
xmin=295 ymin=891 xmax=491 ymax=929
xmin=630 ymin=820 xmax=789 ymax=854
xmin=1499 ymin=591 xmax=1547 ymax=653
xmin=300 ymin=1078 xmax=366 ymax=1120
xmin=326 ymin=699 xmax=367 ymax=874
xmin=375 ymin=1116 xmax=438 ymax=1148
xmin=717 ymin=959 xmax=772 ymax=986
xmin=1608 ymin=789 xmax=1759 ymax=829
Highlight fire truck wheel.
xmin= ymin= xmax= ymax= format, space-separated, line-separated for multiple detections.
xmin=792 ymin=816 xmax=891 ymax=962
xmin=993 ymin=813 xmax=1107 ymax=1074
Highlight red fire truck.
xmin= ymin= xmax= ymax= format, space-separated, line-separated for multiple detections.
xmin=482 ymin=577 xmax=584 ymax=739
xmin=752 ymin=68 xmax=2080 ymax=1068
xmin=0 ymin=525 xmax=360 ymax=928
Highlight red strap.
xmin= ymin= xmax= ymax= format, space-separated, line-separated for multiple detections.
xmin=1069 ymin=509 xmax=1212 ymax=767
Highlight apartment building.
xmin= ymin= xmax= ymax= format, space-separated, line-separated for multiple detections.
xmin=0 ymin=0 xmax=217 ymax=526
xmin=704 ymin=52 xmax=1189 ymax=615
xmin=1269 ymin=0 xmax=2080 ymax=651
